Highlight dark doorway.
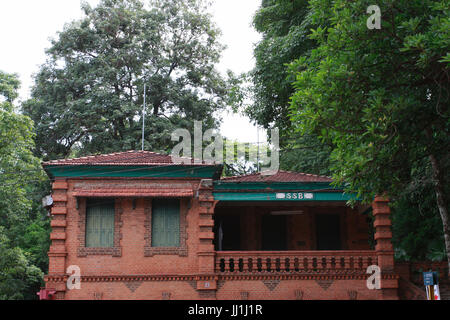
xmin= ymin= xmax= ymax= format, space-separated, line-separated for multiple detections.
xmin=262 ymin=215 xmax=287 ymax=250
xmin=214 ymin=215 xmax=241 ymax=250
xmin=316 ymin=214 xmax=341 ymax=250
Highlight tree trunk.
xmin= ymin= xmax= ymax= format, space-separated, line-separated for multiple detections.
xmin=429 ymin=153 xmax=450 ymax=276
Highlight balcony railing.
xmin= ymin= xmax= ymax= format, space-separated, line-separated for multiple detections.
xmin=215 ymin=250 xmax=377 ymax=274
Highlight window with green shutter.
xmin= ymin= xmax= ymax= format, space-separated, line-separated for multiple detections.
xmin=85 ymin=199 xmax=115 ymax=248
xmin=152 ymin=199 xmax=180 ymax=247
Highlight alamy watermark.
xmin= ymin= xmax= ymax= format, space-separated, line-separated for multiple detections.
xmin=170 ymin=121 xmax=279 ymax=175
xmin=367 ymin=5 xmax=381 ymax=29
xmin=366 ymin=265 xmax=381 ymax=289
xmin=66 ymin=265 xmax=81 ymax=290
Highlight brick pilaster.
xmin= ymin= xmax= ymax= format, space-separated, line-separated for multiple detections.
xmin=46 ymin=179 xmax=69 ymax=299
xmin=196 ymin=179 xmax=217 ymax=296
xmin=372 ymin=195 xmax=398 ymax=299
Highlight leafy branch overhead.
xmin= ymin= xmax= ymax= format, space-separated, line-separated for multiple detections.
xmin=249 ymin=0 xmax=449 ymax=263
xmin=245 ymin=0 xmax=333 ymax=176
xmin=289 ymin=0 xmax=449 ymax=201
xmin=289 ymin=0 xmax=449 ymax=266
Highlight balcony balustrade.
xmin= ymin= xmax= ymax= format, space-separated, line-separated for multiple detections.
xmin=215 ymin=250 xmax=377 ymax=274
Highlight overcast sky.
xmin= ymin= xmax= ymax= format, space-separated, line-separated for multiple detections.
xmin=0 ymin=0 xmax=265 ymax=143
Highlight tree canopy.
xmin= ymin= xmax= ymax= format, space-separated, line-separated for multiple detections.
xmin=0 ymin=71 xmax=49 ymax=299
xmin=249 ymin=0 xmax=449 ymax=263
xmin=249 ymin=0 xmax=315 ymax=134
xmin=289 ymin=0 xmax=449 ymax=266
xmin=248 ymin=0 xmax=332 ymax=175
xmin=23 ymin=0 xmax=230 ymax=160
xmin=0 ymin=71 xmax=45 ymax=229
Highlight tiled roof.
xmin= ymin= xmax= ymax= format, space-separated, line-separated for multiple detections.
xmin=220 ymin=170 xmax=332 ymax=183
xmin=42 ymin=150 xmax=213 ymax=166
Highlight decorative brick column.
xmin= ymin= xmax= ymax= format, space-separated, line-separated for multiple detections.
xmin=372 ymin=195 xmax=398 ymax=299
xmin=45 ymin=179 xmax=69 ymax=299
xmin=196 ymin=179 xmax=218 ymax=298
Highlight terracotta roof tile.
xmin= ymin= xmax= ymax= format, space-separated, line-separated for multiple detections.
xmin=220 ymin=170 xmax=332 ymax=183
xmin=42 ymin=150 xmax=213 ymax=166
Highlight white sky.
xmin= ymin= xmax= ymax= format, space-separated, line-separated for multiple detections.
xmin=0 ymin=0 xmax=266 ymax=143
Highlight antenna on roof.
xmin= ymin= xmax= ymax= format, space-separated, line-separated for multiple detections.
xmin=257 ymin=126 xmax=260 ymax=172
xmin=142 ymin=83 xmax=146 ymax=151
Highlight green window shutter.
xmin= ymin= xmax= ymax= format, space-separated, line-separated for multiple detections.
xmin=86 ymin=199 xmax=115 ymax=247
xmin=152 ymin=199 xmax=180 ymax=247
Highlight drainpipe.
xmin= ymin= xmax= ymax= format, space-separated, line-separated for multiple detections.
xmin=37 ymin=288 xmax=56 ymax=300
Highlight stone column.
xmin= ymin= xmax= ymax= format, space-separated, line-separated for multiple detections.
xmin=372 ymin=195 xmax=398 ymax=299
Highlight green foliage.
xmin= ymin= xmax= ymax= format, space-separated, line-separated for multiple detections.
xmin=222 ymin=139 xmax=260 ymax=177
xmin=0 ymin=71 xmax=46 ymax=229
xmin=249 ymin=0 xmax=448 ymax=261
xmin=23 ymin=0 xmax=230 ymax=160
xmin=248 ymin=0 xmax=332 ymax=175
xmin=0 ymin=72 xmax=20 ymax=103
xmin=15 ymin=218 xmax=51 ymax=272
xmin=279 ymin=133 xmax=332 ymax=176
xmin=390 ymin=156 xmax=448 ymax=262
xmin=289 ymin=0 xmax=449 ymax=262
xmin=0 ymin=227 xmax=44 ymax=300
xmin=0 ymin=71 xmax=50 ymax=300
xmin=289 ymin=0 xmax=449 ymax=202
xmin=392 ymin=186 xmax=445 ymax=261
xmin=249 ymin=0 xmax=316 ymax=134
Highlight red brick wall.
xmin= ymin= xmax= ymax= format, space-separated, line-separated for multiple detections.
xmin=63 ymin=178 xmax=202 ymax=276
xmin=288 ymin=210 xmax=312 ymax=250
xmin=63 ymin=277 xmax=382 ymax=300
xmin=44 ymin=179 xmax=392 ymax=300
xmin=345 ymin=207 xmax=372 ymax=250
xmin=215 ymin=278 xmax=381 ymax=300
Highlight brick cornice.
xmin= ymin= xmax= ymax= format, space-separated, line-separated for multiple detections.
xmin=50 ymin=232 xmax=66 ymax=240
xmin=374 ymin=195 xmax=389 ymax=202
xmin=51 ymin=207 xmax=67 ymax=215
xmin=44 ymin=274 xmax=219 ymax=283
xmin=44 ymin=272 xmax=399 ymax=283
xmin=48 ymin=252 xmax=68 ymax=257
xmin=51 ymin=220 xmax=67 ymax=227
xmin=52 ymin=181 xmax=68 ymax=190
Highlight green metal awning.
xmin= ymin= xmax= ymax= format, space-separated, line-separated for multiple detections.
xmin=213 ymin=191 xmax=357 ymax=202
xmin=45 ymin=164 xmax=222 ymax=179
xmin=212 ymin=181 xmax=358 ymax=202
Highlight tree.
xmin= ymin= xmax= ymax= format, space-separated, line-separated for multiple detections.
xmin=290 ymin=0 xmax=449 ymax=270
xmin=250 ymin=0 xmax=314 ymax=134
xmin=0 ymin=227 xmax=44 ymax=300
xmin=23 ymin=0 xmax=230 ymax=160
xmin=0 ymin=71 xmax=45 ymax=230
xmin=0 ymin=71 xmax=48 ymax=299
xmin=392 ymin=184 xmax=446 ymax=262
xmin=247 ymin=0 xmax=332 ymax=175
xmin=222 ymin=140 xmax=261 ymax=177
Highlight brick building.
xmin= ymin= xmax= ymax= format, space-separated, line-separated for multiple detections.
xmin=41 ymin=150 xmax=399 ymax=300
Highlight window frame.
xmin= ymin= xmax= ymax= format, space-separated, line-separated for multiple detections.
xmin=144 ymin=198 xmax=188 ymax=257
xmin=77 ymin=197 xmax=123 ymax=257
xmin=85 ymin=198 xmax=115 ymax=248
